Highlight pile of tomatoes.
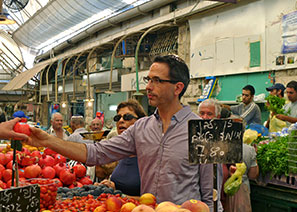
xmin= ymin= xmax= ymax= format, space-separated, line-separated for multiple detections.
xmin=21 ymin=178 xmax=58 ymax=211
xmin=49 ymin=193 xmax=139 ymax=212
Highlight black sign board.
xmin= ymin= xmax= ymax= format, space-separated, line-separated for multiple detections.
xmin=0 ymin=184 xmax=40 ymax=212
xmin=188 ymin=119 xmax=243 ymax=164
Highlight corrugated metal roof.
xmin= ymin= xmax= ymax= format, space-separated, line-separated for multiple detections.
xmin=12 ymin=0 xmax=151 ymax=51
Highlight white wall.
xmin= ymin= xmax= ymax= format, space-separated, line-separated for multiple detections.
xmin=189 ymin=0 xmax=297 ymax=78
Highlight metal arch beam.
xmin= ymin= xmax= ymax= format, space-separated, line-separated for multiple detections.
xmin=106 ymin=31 xmax=143 ymax=94
xmin=86 ymin=46 xmax=98 ymax=100
xmin=62 ymin=55 xmax=75 ymax=102
xmin=71 ymin=50 xmax=88 ymax=103
xmin=55 ymin=58 xmax=66 ymax=103
xmin=46 ymin=62 xmax=55 ymax=102
xmin=134 ymin=23 xmax=175 ymax=94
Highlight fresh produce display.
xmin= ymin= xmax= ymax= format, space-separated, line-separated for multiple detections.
xmin=256 ymin=136 xmax=289 ymax=177
xmin=288 ymin=129 xmax=297 ymax=173
xmin=0 ymin=146 xmax=91 ymax=189
xmin=49 ymin=192 xmax=209 ymax=212
xmin=224 ymin=163 xmax=247 ymax=196
xmin=21 ymin=178 xmax=58 ymax=211
xmin=57 ymin=184 xmax=122 ymax=199
xmin=265 ymin=95 xmax=287 ymax=115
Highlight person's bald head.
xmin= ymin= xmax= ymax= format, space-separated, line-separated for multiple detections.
xmin=70 ymin=115 xmax=85 ymax=131
xmin=90 ymin=118 xmax=103 ymax=131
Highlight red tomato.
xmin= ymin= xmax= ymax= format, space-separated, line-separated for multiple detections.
xmin=13 ymin=122 xmax=31 ymax=136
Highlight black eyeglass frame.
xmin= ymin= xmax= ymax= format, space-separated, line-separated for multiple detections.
xmin=143 ymin=76 xmax=179 ymax=84
xmin=113 ymin=113 xmax=138 ymax=122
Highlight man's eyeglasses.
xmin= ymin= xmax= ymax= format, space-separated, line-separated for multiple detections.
xmin=143 ymin=76 xmax=179 ymax=84
xmin=113 ymin=114 xmax=138 ymax=122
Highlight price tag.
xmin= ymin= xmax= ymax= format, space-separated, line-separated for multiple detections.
xmin=0 ymin=184 xmax=40 ymax=212
xmin=188 ymin=119 xmax=243 ymax=164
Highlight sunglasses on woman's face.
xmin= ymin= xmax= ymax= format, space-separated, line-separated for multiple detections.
xmin=113 ymin=113 xmax=138 ymax=122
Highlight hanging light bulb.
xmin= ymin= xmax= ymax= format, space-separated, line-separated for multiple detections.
xmin=61 ymin=102 xmax=67 ymax=108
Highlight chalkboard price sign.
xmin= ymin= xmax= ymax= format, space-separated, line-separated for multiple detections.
xmin=188 ymin=119 xmax=243 ymax=164
xmin=0 ymin=184 xmax=40 ymax=212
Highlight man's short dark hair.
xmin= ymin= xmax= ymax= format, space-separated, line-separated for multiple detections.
xmin=287 ymin=80 xmax=297 ymax=91
xmin=153 ymin=55 xmax=190 ymax=99
xmin=243 ymin=85 xmax=255 ymax=96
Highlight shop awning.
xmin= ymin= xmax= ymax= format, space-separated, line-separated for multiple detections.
xmin=2 ymin=62 xmax=50 ymax=91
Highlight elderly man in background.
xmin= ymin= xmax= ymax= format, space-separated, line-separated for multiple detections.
xmin=48 ymin=112 xmax=69 ymax=140
xmin=68 ymin=115 xmax=92 ymax=144
xmin=198 ymin=99 xmax=223 ymax=212
xmin=90 ymin=117 xmax=103 ymax=132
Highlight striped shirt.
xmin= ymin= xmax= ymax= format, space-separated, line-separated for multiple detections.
xmin=231 ymin=102 xmax=262 ymax=125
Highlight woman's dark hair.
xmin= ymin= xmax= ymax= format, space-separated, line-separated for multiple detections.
xmin=153 ymin=55 xmax=190 ymax=99
xmin=243 ymin=85 xmax=255 ymax=96
xmin=117 ymin=99 xmax=146 ymax=119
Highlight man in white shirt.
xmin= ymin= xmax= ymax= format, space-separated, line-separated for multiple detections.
xmin=47 ymin=112 xmax=69 ymax=140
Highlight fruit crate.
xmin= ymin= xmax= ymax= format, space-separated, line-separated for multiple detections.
xmin=21 ymin=178 xmax=58 ymax=211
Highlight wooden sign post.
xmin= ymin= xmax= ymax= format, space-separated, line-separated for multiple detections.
xmin=0 ymin=184 xmax=40 ymax=212
xmin=188 ymin=119 xmax=243 ymax=212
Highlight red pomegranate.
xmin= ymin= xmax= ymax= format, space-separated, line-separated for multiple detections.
xmin=31 ymin=151 xmax=42 ymax=158
xmin=69 ymin=181 xmax=83 ymax=188
xmin=59 ymin=169 xmax=76 ymax=185
xmin=20 ymin=155 xmax=37 ymax=167
xmin=72 ymin=163 xmax=86 ymax=178
xmin=38 ymin=155 xmax=56 ymax=167
xmin=2 ymin=169 xmax=12 ymax=182
xmin=44 ymin=148 xmax=57 ymax=156
xmin=54 ymin=154 xmax=66 ymax=164
xmin=0 ymin=164 xmax=5 ymax=173
xmin=0 ymin=180 xmax=6 ymax=189
xmin=41 ymin=166 xmax=56 ymax=179
xmin=18 ymin=169 xmax=25 ymax=178
xmin=0 ymin=153 xmax=9 ymax=165
xmin=53 ymin=163 xmax=67 ymax=177
xmin=24 ymin=164 xmax=41 ymax=178
xmin=6 ymin=161 xmax=13 ymax=169
xmin=79 ymin=176 xmax=93 ymax=185
xmin=52 ymin=178 xmax=63 ymax=187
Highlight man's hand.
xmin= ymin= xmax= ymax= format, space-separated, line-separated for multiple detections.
xmin=25 ymin=126 xmax=51 ymax=147
xmin=0 ymin=118 xmax=29 ymax=140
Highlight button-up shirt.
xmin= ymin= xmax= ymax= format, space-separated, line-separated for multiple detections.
xmin=47 ymin=126 xmax=69 ymax=140
xmin=86 ymin=106 xmax=213 ymax=210
xmin=67 ymin=128 xmax=93 ymax=144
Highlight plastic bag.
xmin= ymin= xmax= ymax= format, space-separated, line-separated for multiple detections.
xmin=243 ymin=129 xmax=258 ymax=144
xmin=224 ymin=163 xmax=247 ymax=196
xmin=270 ymin=115 xmax=286 ymax=133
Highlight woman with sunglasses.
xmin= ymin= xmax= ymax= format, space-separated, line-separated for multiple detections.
xmin=98 ymin=99 xmax=146 ymax=197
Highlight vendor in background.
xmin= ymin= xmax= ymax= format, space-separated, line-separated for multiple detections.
xmin=48 ymin=112 xmax=69 ymax=140
xmin=222 ymin=85 xmax=261 ymax=125
xmin=90 ymin=117 xmax=103 ymax=132
xmin=264 ymin=83 xmax=286 ymax=130
xmin=97 ymin=99 xmax=146 ymax=197
xmin=67 ymin=115 xmax=92 ymax=144
xmin=275 ymin=80 xmax=297 ymax=126
xmin=197 ymin=98 xmax=223 ymax=212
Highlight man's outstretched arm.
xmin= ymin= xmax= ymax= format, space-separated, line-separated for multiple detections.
xmin=26 ymin=127 xmax=88 ymax=163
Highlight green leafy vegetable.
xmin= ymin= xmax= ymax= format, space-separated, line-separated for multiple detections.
xmin=265 ymin=95 xmax=287 ymax=115
xmin=256 ymin=136 xmax=288 ymax=177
